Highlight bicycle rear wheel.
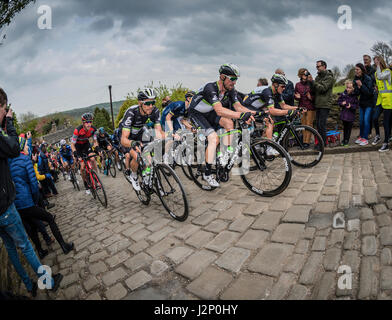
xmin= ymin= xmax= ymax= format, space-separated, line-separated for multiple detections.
xmin=187 ymin=145 xmax=217 ymax=191
xmin=91 ymin=170 xmax=107 ymax=207
xmin=240 ymin=139 xmax=292 ymax=197
xmin=108 ymin=155 xmax=116 ymax=177
xmin=71 ymin=169 xmax=80 ymax=191
xmin=282 ymin=125 xmax=324 ymax=168
xmin=155 ymin=164 xmax=189 ymax=221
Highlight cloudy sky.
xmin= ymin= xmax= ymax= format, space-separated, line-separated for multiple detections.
xmin=0 ymin=0 xmax=391 ymax=117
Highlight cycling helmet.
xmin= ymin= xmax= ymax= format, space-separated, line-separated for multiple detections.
xmin=219 ymin=64 xmax=240 ymax=77
xmin=81 ymin=112 xmax=94 ymax=122
xmin=60 ymin=139 xmax=66 ymax=146
xmin=185 ymin=91 xmax=196 ymax=99
xmin=271 ymin=74 xmax=288 ymax=85
xmin=137 ymin=88 xmax=156 ymax=101
xmin=98 ymin=127 xmax=105 ymax=134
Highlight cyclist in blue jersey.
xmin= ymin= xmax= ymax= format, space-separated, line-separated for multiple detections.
xmin=59 ymin=139 xmax=74 ymax=180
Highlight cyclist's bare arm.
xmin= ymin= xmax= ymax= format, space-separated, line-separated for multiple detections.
xmin=232 ymin=101 xmax=256 ymax=114
xmin=213 ymin=102 xmax=243 ymax=119
xmin=268 ymin=105 xmax=292 ymax=116
xmin=154 ymin=124 xmax=165 ymax=140
xmin=165 ymin=113 xmax=175 ymax=133
xmin=280 ymin=102 xmax=298 ymax=111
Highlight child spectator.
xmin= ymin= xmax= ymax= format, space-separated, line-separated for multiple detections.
xmin=338 ymin=80 xmax=359 ymax=146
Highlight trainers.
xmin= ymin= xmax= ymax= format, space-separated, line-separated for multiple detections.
xmin=129 ymin=173 xmax=141 ymax=191
xmin=359 ymin=139 xmax=368 ymax=146
xmin=117 ymin=163 xmax=122 ymax=170
xmin=163 ymin=153 xmax=170 ymax=165
xmin=202 ymin=174 xmax=220 ymax=187
xmin=266 ymin=146 xmax=279 ymax=156
xmin=372 ymin=135 xmax=381 ymax=145
xmin=379 ymin=143 xmax=389 ymax=152
xmin=355 ymin=137 xmax=362 ymax=144
xmin=85 ymin=189 xmax=91 ymax=195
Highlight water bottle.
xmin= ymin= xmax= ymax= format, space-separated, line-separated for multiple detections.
xmin=273 ymin=132 xmax=279 ymax=141
xmin=198 ymin=133 xmax=206 ymax=142
xmin=142 ymin=167 xmax=151 ymax=185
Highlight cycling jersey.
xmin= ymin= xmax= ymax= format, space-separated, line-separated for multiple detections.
xmin=118 ymin=105 xmax=161 ymax=141
xmin=95 ymin=132 xmax=111 ymax=149
xmin=72 ymin=125 xmax=98 ymax=145
xmin=189 ymin=81 xmax=239 ymax=113
xmin=60 ymin=145 xmax=73 ymax=162
xmin=110 ymin=129 xmax=121 ymax=147
xmin=160 ymin=101 xmax=187 ymax=131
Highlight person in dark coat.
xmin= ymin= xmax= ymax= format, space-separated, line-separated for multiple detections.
xmin=275 ymin=68 xmax=295 ymax=105
xmin=38 ymin=144 xmax=58 ymax=196
xmin=338 ymin=80 xmax=359 ymax=145
xmin=8 ymin=138 xmax=74 ymax=258
xmin=353 ymin=63 xmax=374 ymax=146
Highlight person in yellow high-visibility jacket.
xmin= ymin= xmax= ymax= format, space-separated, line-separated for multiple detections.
xmin=374 ymin=56 xmax=392 ymax=152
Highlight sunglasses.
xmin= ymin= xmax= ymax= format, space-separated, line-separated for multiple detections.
xmin=225 ymin=75 xmax=238 ymax=82
xmin=143 ymin=101 xmax=155 ymax=106
xmin=316 ymin=65 xmax=322 ymax=69
xmin=83 ymin=121 xmax=92 ymax=124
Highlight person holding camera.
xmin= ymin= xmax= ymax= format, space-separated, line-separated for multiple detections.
xmin=295 ymin=68 xmax=315 ymax=147
xmin=0 ymin=88 xmax=63 ymax=296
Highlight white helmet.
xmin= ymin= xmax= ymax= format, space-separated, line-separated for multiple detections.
xmin=219 ymin=63 xmax=240 ymax=77
xmin=60 ymin=139 xmax=66 ymax=146
xmin=138 ymin=88 xmax=156 ymax=101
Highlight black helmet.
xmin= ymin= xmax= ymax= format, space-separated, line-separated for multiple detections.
xmin=271 ymin=74 xmax=288 ymax=85
xmin=81 ymin=112 xmax=94 ymax=122
xmin=137 ymin=88 xmax=156 ymax=101
xmin=185 ymin=91 xmax=196 ymax=99
xmin=219 ymin=63 xmax=240 ymax=77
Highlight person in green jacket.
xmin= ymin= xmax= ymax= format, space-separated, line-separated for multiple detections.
xmin=313 ymin=60 xmax=334 ymax=148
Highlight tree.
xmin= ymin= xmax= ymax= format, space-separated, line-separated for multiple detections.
xmin=93 ymin=108 xmax=112 ymax=133
xmin=370 ymin=41 xmax=392 ymax=65
xmin=19 ymin=111 xmax=38 ymax=124
xmin=0 ymin=0 xmax=36 ymax=45
xmin=342 ymin=64 xmax=355 ymax=79
xmin=331 ymin=66 xmax=341 ymax=85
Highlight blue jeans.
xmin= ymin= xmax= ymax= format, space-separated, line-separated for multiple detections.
xmin=0 ymin=203 xmax=52 ymax=291
xmin=359 ymin=106 xmax=372 ymax=140
xmin=372 ymin=104 xmax=383 ymax=136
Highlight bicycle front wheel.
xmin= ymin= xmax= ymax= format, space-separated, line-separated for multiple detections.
xmin=155 ymin=164 xmax=189 ymax=221
xmin=282 ymin=125 xmax=324 ymax=168
xmin=71 ymin=169 xmax=80 ymax=191
xmin=240 ymin=139 xmax=292 ymax=197
xmin=108 ymin=155 xmax=116 ymax=178
xmin=91 ymin=171 xmax=107 ymax=208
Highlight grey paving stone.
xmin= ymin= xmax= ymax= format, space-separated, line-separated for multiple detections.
xmin=192 ymin=212 xmax=219 ymax=226
xmin=102 ymin=267 xmax=128 ymax=287
xmin=228 ymin=216 xmax=255 ymax=233
xmin=376 ymin=214 xmax=392 ymax=227
xmin=146 ymin=218 xmax=170 ymax=232
xmin=293 ymin=192 xmax=319 ymax=205
xmin=220 ymin=204 xmax=247 ymax=220
xmin=236 ymin=229 xmax=269 ymax=250
xmin=106 ymin=238 xmax=132 ymax=255
xmin=185 ymin=230 xmax=215 ymax=249
xmin=89 ymin=261 xmax=108 ymax=275
xmin=130 ymin=229 xmax=151 ymax=242
xmin=323 ymin=248 xmax=342 ymax=271
xmin=352 ymin=195 xmax=363 ymax=206
xmin=361 ymin=236 xmax=378 ymax=256
xmin=303 ymin=227 xmax=316 ymax=239
xmin=83 ymin=276 xmax=100 ymax=292
xmin=283 ymin=254 xmax=306 ymax=274
xmin=287 ymin=284 xmax=309 ymax=300
xmin=360 ymin=208 xmax=374 ymax=220
xmin=381 ymin=248 xmax=392 ymax=266
xmin=295 ymin=239 xmax=310 ymax=254
xmin=314 ymin=202 xmax=335 ymax=214
xmin=220 ymin=273 xmax=274 ymax=300
xmin=282 ymin=206 xmax=312 ymax=223
xmin=150 ymin=260 xmax=169 ymax=276
xmin=204 ymin=219 xmax=229 ymax=233
xmin=362 ymin=220 xmax=376 ymax=235
xmin=205 ymin=231 xmax=241 ymax=253
xmin=63 ymin=284 xmax=82 ymax=300
xmin=248 ymin=243 xmax=294 ymax=277
xmin=215 ymin=247 xmax=251 ymax=273
xmin=147 ymin=226 xmax=175 ymax=243
xmin=175 ymin=250 xmax=217 ymax=280
xmin=347 ymin=219 xmax=360 ymax=232
xmin=338 ymin=192 xmax=350 ymax=210
xmin=267 ymin=273 xmax=296 ymax=300
xmin=299 ymin=252 xmax=323 ymax=285
xmin=387 ymin=199 xmax=392 ymax=210
xmin=173 ymin=224 xmax=200 ymax=240
xmin=106 ymin=251 xmax=130 ymax=268
xmin=342 ymin=250 xmax=360 ymax=273
xmin=344 ymin=231 xmax=360 ymax=250
xmin=269 ymin=199 xmax=290 ymax=212
xmin=312 ymin=237 xmax=327 ymax=251
xmin=124 ymin=252 xmax=152 ymax=271
xmin=212 ymin=200 xmax=233 ymax=212
xmin=86 ymin=292 xmax=101 ymax=300
xmin=328 ymin=229 xmax=345 ymax=247
xmin=321 ymin=187 xmax=339 ymax=196
xmin=62 ymin=273 xmax=79 ymax=288
xmin=125 ymin=271 xmax=152 ymax=291
xmin=318 ymin=195 xmax=336 ymax=202
xmin=103 ymin=234 xmax=123 ymax=247
xmin=380 ymin=226 xmax=392 ymax=246
xmin=271 ymin=223 xmax=305 ymax=245
xmin=313 ymin=272 xmax=336 ymax=300
xmin=129 ymin=240 xmax=149 ymax=254
xmin=242 ymin=202 xmax=268 ymax=216
xmin=344 ymin=207 xmax=361 ymax=220
xmin=358 ymin=257 xmax=379 ymax=299
xmin=165 ymin=246 xmax=194 ymax=264
xmin=307 ymin=213 xmax=333 ymax=229
xmin=379 ymin=184 xmax=392 ymax=198
xmin=380 ymin=267 xmax=392 ymax=290
xmin=147 ymin=237 xmax=181 ymax=258
xmin=187 ymin=267 xmax=233 ymax=300
xmin=252 ymin=211 xmax=284 ymax=231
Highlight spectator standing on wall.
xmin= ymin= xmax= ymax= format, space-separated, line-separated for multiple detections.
xmin=275 ymin=68 xmax=295 ymax=106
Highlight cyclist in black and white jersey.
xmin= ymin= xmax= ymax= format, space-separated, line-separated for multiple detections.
xmin=188 ymin=64 xmax=255 ymax=187
xmin=119 ymin=88 xmax=165 ymax=191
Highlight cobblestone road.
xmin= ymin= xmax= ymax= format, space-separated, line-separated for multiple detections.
xmin=34 ymin=150 xmax=392 ymax=300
